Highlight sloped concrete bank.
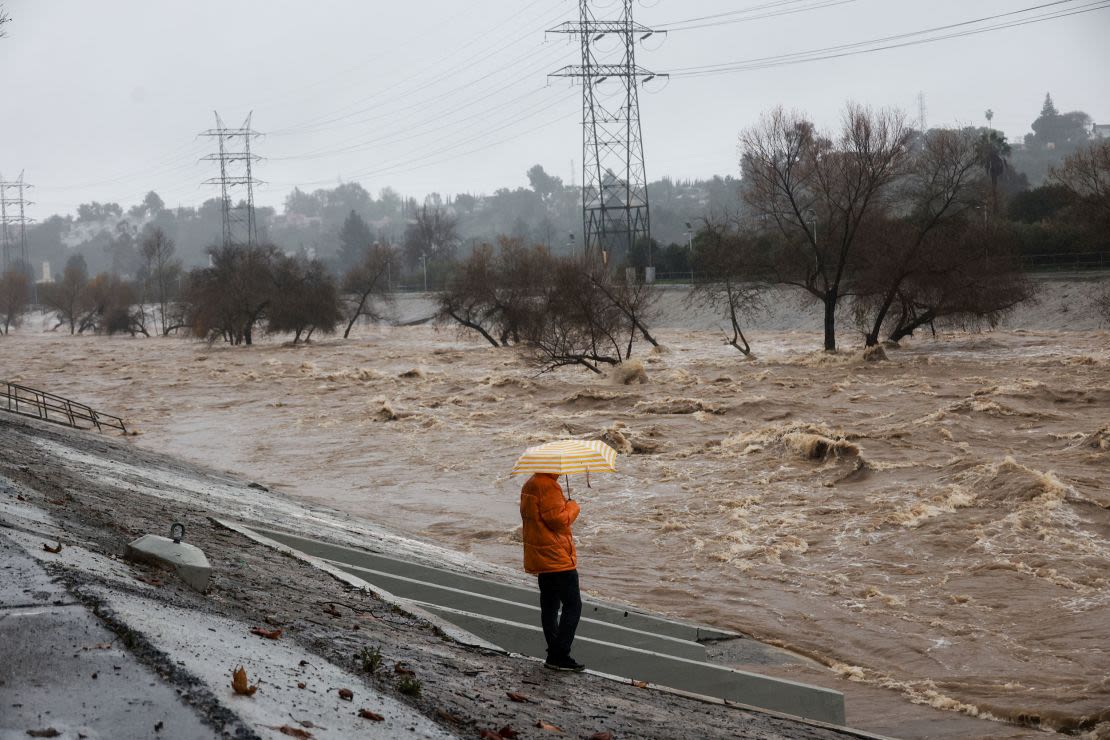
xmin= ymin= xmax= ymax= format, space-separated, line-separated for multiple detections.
xmin=0 ymin=413 xmax=870 ymax=740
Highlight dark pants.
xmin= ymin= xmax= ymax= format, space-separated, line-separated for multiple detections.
xmin=537 ymin=569 xmax=581 ymax=661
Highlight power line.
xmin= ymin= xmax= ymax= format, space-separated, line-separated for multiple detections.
xmin=663 ymin=0 xmax=856 ymax=31
xmin=266 ymin=0 xmax=568 ymax=137
xmin=670 ymin=0 xmax=1108 ymax=77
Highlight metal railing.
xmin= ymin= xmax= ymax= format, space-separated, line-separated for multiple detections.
xmin=1 ymin=382 xmax=127 ymax=434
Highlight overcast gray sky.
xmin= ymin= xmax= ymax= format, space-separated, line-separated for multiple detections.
xmin=2 ymin=0 xmax=1107 ymax=217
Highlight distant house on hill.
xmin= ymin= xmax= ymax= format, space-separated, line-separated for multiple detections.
xmin=1092 ymin=123 xmax=1110 ymax=139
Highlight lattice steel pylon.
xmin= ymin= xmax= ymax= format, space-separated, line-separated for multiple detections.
xmin=200 ymin=112 xmax=262 ymax=248
xmin=0 ymin=171 xmax=34 ymax=273
xmin=549 ymin=1 xmax=666 ymax=269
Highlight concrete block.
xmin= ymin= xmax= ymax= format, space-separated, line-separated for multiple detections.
xmin=125 ymin=534 xmax=211 ymax=592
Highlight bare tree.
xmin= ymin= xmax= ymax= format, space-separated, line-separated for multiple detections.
xmin=741 ymin=104 xmax=912 ymax=351
xmin=854 ymin=128 xmax=986 ymax=346
xmin=403 ymin=204 xmax=458 ymax=269
xmin=342 ymin=242 xmax=396 ymax=338
xmin=41 ymin=255 xmax=89 ymax=334
xmin=183 ymin=244 xmax=278 ymax=345
xmin=525 ymin=258 xmax=637 ymax=374
xmin=269 ymin=256 xmax=343 ymax=343
xmin=1050 ymin=140 xmax=1110 ymax=228
xmin=436 ymin=237 xmax=553 ymax=347
xmin=686 ymin=219 xmax=766 ymax=356
xmin=879 ymin=226 xmax=1031 ymax=343
xmin=139 ymin=227 xmax=183 ymax=335
xmin=0 ymin=5 xmax=10 ymax=39
xmin=0 ymin=268 xmax=30 ymax=335
xmin=585 ymin=265 xmax=661 ymax=352
xmin=80 ymin=274 xmax=147 ymax=336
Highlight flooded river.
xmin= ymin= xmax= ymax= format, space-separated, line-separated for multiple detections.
xmin=4 ymin=280 xmax=1108 ymax=738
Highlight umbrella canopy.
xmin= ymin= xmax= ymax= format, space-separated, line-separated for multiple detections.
xmin=510 ymin=439 xmax=618 ymax=476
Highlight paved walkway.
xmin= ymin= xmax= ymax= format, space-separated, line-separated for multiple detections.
xmin=0 ymin=533 xmax=214 ymax=740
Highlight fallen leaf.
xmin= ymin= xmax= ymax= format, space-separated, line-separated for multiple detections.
xmin=153 ymin=721 xmax=163 ymax=732
xmin=506 ymin=691 xmax=531 ymax=703
xmin=42 ymin=542 xmax=63 ymax=554
xmin=534 ymin=720 xmax=564 ymax=733
xmin=250 ymin=626 xmax=283 ymax=640
xmin=47 ymin=498 xmax=66 ymax=505
xmin=138 ymin=576 xmax=163 ymax=587
xmin=289 ymin=718 xmax=325 ymax=730
xmin=337 ymin=687 xmax=353 ymax=701
xmin=394 ymin=662 xmax=415 ymax=676
xmin=630 ymin=679 xmax=648 ymax=689
xmin=479 ymin=731 xmax=502 ymax=740
xmin=499 ymin=726 xmax=520 ymax=738
xmin=435 ymin=709 xmax=463 ymax=724
xmin=357 ymin=709 xmax=384 ymax=721
xmin=261 ymin=726 xmax=312 ymax=739
xmin=26 ymin=730 xmax=61 ymax=738
xmin=296 ymin=682 xmax=306 ymax=689
xmin=231 ymin=665 xmax=257 ymax=696
xmin=589 ymin=733 xmax=613 ymax=740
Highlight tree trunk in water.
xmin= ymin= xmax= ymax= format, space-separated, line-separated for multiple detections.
xmin=823 ymin=291 xmax=837 ymax=352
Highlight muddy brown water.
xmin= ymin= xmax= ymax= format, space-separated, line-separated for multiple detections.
xmin=4 ymin=284 xmax=1108 ymax=737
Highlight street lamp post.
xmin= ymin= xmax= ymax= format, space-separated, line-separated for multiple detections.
xmin=421 ymin=253 xmax=428 ymax=293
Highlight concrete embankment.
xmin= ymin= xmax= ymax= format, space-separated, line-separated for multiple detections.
xmin=0 ymin=413 xmax=870 ymax=740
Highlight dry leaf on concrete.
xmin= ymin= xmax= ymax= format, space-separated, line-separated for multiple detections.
xmin=231 ymin=665 xmax=257 ymax=696
xmin=535 ymin=720 xmax=564 ymax=733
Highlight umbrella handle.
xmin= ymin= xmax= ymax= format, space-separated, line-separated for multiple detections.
xmin=564 ymin=473 xmax=571 ymax=499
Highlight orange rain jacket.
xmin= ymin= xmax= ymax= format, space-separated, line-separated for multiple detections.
xmin=519 ymin=473 xmax=581 ymax=574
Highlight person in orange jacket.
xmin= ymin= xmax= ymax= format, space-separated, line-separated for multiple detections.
xmin=519 ymin=472 xmax=585 ymax=672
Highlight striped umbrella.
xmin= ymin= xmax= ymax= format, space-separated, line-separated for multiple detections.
xmin=510 ymin=439 xmax=618 ymax=489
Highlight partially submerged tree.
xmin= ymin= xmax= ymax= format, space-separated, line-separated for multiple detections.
xmin=80 ymin=273 xmax=146 ymax=336
xmin=342 ymin=242 xmax=396 ymax=338
xmin=41 ymin=254 xmax=89 ymax=334
xmin=526 ymin=258 xmax=631 ymax=374
xmin=854 ymin=127 xmax=987 ymax=346
xmin=686 ymin=218 xmax=766 ymax=356
xmin=138 ymin=226 xmax=183 ymax=335
xmin=436 ymin=237 xmax=553 ymax=347
xmin=740 ymin=104 xmax=913 ymax=351
xmin=268 ymin=255 xmax=343 ymax=343
xmin=0 ymin=268 xmax=30 ymax=335
xmin=876 ymin=226 xmax=1032 ymax=343
xmin=183 ymin=244 xmax=278 ymax=345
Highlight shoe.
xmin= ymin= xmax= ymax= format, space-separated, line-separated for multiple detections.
xmin=544 ymin=656 xmax=586 ymax=672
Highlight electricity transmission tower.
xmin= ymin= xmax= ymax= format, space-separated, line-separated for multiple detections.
xmin=200 ymin=112 xmax=262 ymax=249
xmin=0 ymin=171 xmax=34 ymax=273
xmin=549 ymin=1 xmax=666 ymax=270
